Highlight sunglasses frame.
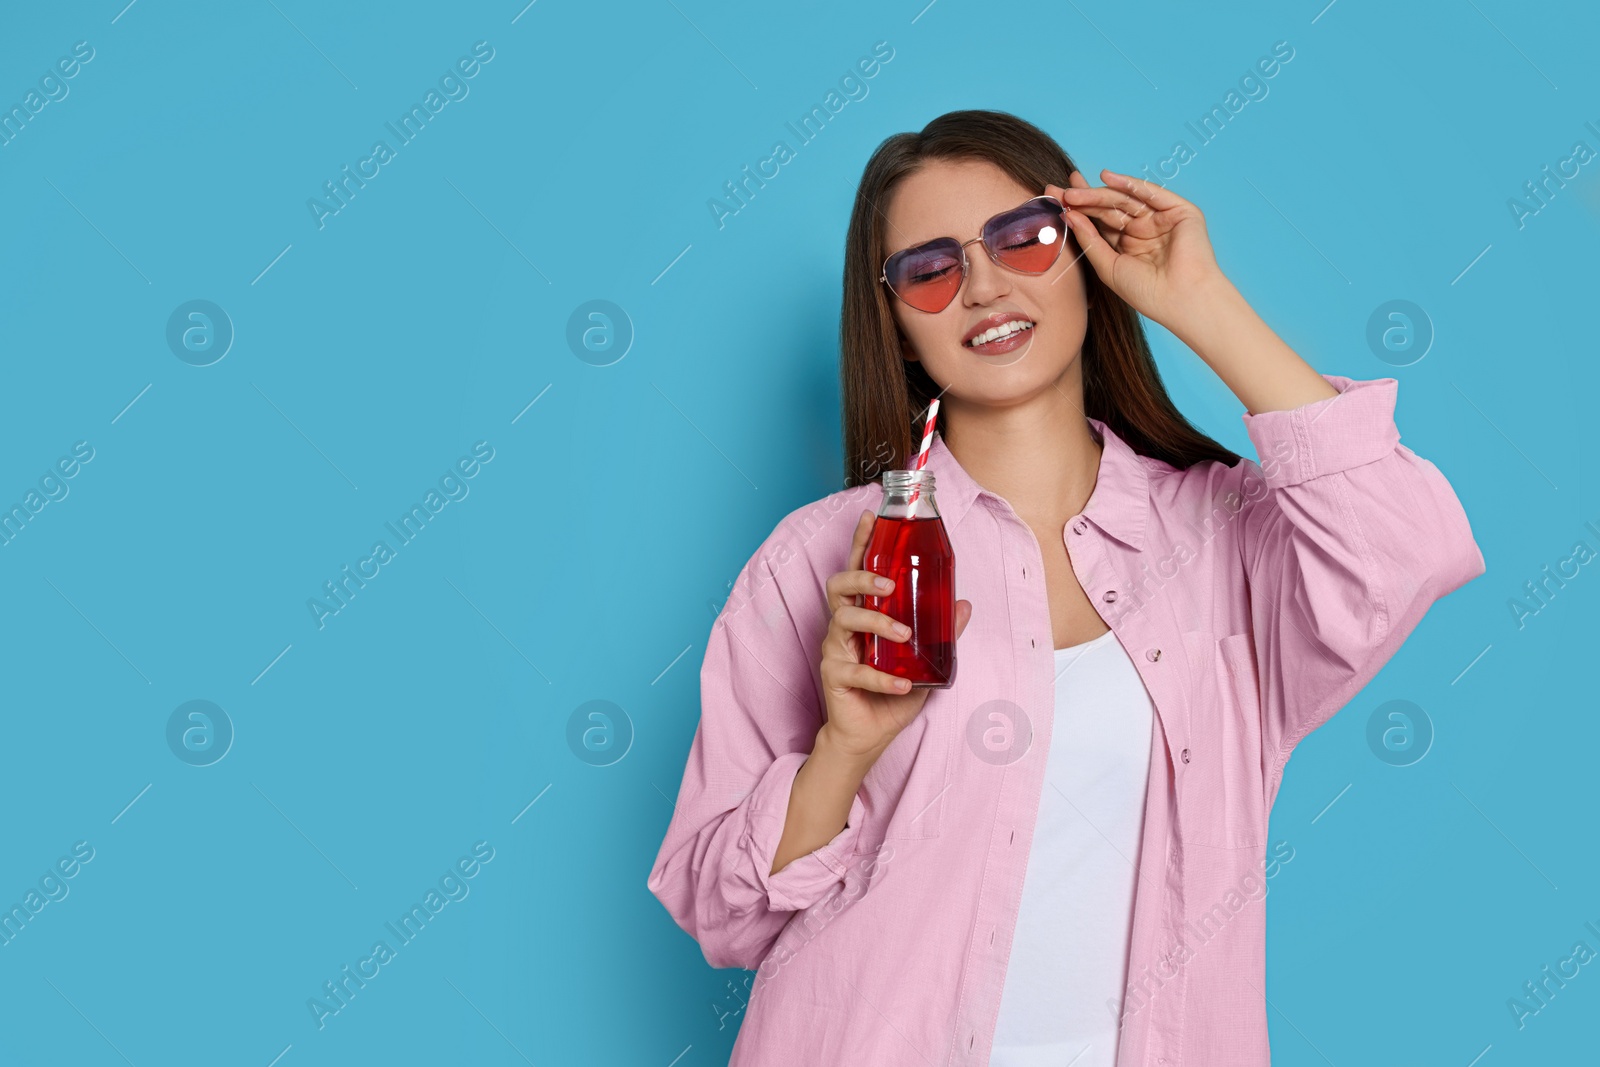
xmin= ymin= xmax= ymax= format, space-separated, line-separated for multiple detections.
xmin=879 ymin=194 xmax=1069 ymax=314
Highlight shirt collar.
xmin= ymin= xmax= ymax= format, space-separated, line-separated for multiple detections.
xmin=920 ymin=417 xmax=1149 ymax=551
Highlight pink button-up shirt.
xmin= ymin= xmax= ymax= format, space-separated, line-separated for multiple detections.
xmin=647 ymin=374 xmax=1484 ymax=1065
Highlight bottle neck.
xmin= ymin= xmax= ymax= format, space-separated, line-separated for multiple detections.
xmin=878 ymin=470 xmax=940 ymax=520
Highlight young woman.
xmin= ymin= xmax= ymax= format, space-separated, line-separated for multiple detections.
xmin=647 ymin=110 xmax=1484 ymax=1066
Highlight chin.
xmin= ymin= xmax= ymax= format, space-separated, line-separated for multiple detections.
xmin=949 ymin=343 xmax=1078 ymax=381
xmin=942 ymin=368 xmax=1064 ymax=408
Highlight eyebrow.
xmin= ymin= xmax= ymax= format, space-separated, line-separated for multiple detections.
xmin=885 ymin=198 xmax=1044 ymax=257
xmin=886 ymin=232 xmax=951 ymax=257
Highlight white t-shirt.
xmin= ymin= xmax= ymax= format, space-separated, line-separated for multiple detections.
xmin=990 ymin=627 xmax=1155 ymax=1066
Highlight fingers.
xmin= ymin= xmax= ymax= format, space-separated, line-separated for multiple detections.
xmin=1100 ymin=169 xmax=1190 ymax=213
xmin=821 ymin=600 xmax=907 ymax=668
xmin=1064 ymin=203 xmax=1135 ymax=245
xmin=825 ymin=566 xmax=894 ymax=615
xmin=846 ymin=509 xmax=873 ymax=573
xmin=836 ymin=604 xmax=911 ymax=643
xmin=826 ymin=659 xmax=913 ymax=696
xmin=952 ymin=599 xmax=973 ymax=640
xmin=1060 ymin=168 xmax=1195 ymax=220
xmin=820 ymin=598 xmax=914 ymax=695
xmin=1062 ymin=205 xmax=1118 ymax=278
xmin=1054 ymin=176 xmax=1153 ymax=252
xmin=829 ymin=510 xmax=892 ymax=613
xmin=1046 ymin=182 xmax=1111 ymax=267
xmin=823 ymin=599 xmax=972 ymax=697
xmin=823 ymin=516 xmax=903 ymax=664
xmin=1059 ymin=185 xmax=1149 ymax=223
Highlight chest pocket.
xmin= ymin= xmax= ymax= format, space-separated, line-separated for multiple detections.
xmin=857 ymin=697 xmax=950 ymax=843
xmin=1179 ymin=630 xmax=1266 ymax=849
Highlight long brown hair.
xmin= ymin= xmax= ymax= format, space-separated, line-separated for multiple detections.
xmin=840 ymin=109 xmax=1240 ymax=487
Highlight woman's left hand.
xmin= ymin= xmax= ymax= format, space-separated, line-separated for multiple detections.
xmin=1046 ymin=169 xmax=1230 ymax=334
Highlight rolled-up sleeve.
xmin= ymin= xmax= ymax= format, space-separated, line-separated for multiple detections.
xmin=1234 ymin=374 xmax=1486 ymax=771
xmin=646 ymin=601 xmax=867 ymax=971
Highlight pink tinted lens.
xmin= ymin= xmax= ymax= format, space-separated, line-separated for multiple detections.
xmin=885 ymin=237 xmax=964 ymax=313
xmin=983 ymin=200 xmax=1067 ymax=273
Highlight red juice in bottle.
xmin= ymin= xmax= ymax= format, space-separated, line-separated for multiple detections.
xmin=863 ymin=470 xmax=956 ymax=688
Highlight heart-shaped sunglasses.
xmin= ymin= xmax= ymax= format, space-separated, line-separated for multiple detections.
xmin=879 ymin=195 xmax=1070 ymax=314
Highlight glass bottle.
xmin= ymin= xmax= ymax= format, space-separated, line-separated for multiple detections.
xmin=863 ymin=469 xmax=956 ymax=688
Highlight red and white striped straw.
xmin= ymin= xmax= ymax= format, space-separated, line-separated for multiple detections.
xmin=907 ymin=398 xmax=940 ymax=510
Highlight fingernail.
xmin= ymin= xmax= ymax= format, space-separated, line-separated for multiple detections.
xmin=893 ymin=622 xmax=911 ymax=638
xmin=874 ymin=576 xmax=893 ymax=591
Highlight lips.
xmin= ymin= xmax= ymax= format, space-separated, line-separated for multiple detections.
xmin=964 ymin=312 xmax=1036 ymax=353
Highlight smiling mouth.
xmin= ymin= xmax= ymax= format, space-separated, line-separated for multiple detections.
xmin=964 ymin=319 xmax=1035 ymax=351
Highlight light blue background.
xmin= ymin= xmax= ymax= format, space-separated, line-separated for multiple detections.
xmin=1 ymin=1 xmax=1595 ymax=1064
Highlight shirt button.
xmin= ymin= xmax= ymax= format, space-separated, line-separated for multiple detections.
xmin=1072 ymin=519 xmax=1088 ymax=534
xmin=1146 ymin=648 xmax=1161 ymax=662
xmin=1103 ymin=590 xmax=1118 ymax=603
xmin=1181 ymin=748 xmax=1191 ymax=763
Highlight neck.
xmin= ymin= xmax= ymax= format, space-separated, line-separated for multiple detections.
xmin=939 ymin=364 xmax=1102 ymax=527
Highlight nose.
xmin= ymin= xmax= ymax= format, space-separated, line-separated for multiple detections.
xmin=960 ymin=237 xmax=1011 ymax=308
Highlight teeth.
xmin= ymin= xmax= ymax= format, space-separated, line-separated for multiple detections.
xmin=967 ymin=320 xmax=1034 ymax=347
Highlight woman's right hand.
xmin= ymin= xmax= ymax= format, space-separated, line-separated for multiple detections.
xmin=819 ymin=510 xmax=973 ymax=763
